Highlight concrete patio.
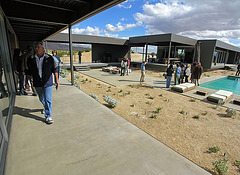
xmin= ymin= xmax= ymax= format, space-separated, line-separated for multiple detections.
xmin=4 ymin=77 xmax=210 ymax=175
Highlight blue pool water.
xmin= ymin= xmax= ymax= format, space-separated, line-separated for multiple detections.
xmin=200 ymin=76 xmax=240 ymax=95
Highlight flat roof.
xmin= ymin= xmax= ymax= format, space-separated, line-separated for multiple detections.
xmin=129 ymin=33 xmax=197 ymax=47
xmin=199 ymin=40 xmax=240 ymax=52
xmin=47 ymin=33 xmax=129 ymax=46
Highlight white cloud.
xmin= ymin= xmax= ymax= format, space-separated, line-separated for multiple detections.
xmin=134 ymin=0 xmax=240 ymax=46
xmin=105 ymin=22 xmax=142 ymax=32
xmin=117 ymin=0 xmax=132 ymax=8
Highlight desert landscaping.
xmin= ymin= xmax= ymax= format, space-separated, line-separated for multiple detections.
xmin=61 ymin=67 xmax=240 ymax=175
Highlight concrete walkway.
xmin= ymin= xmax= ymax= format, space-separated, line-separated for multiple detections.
xmin=4 ymin=78 xmax=210 ymax=175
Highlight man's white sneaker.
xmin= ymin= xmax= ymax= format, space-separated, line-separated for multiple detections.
xmin=45 ymin=117 xmax=54 ymax=124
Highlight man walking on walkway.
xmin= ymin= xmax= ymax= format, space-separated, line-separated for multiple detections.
xmin=27 ymin=41 xmax=59 ymax=124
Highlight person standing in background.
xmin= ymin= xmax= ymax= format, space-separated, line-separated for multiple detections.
xmin=140 ymin=61 xmax=146 ymax=84
xmin=185 ymin=64 xmax=191 ymax=83
xmin=126 ymin=58 xmax=130 ymax=75
xmin=52 ymin=50 xmax=61 ymax=84
xmin=174 ymin=63 xmax=181 ymax=85
xmin=22 ymin=46 xmax=37 ymax=96
xmin=13 ymin=48 xmax=27 ymax=95
xmin=166 ymin=64 xmax=174 ymax=88
xmin=78 ymin=51 xmax=82 ymax=63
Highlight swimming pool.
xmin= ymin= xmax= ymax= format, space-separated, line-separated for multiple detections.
xmin=200 ymin=76 xmax=240 ymax=95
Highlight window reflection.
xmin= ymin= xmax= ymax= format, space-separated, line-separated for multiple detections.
xmin=0 ymin=54 xmax=9 ymax=124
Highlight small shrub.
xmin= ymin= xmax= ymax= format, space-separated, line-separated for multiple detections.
xmin=145 ymin=93 xmax=150 ymax=96
xmin=89 ymin=80 xmax=92 ymax=83
xmin=156 ymin=107 xmax=163 ymax=113
xmin=122 ymin=93 xmax=126 ymax=96
xmin=74 ymin=74 xmax=80 ymax=79
xmin=74 ymin=81 xmax=81 ymax=89
xmin=85 ymin=78 xmax=88 ymax=81
xmin=159 ymin=94 xmax=163 ymax=97
xmin=107 ymin=89 xmax=111 ymax=92
xmin=127 ymin=91 xmax=131 ymax=94
xmin=212 ymin=158 xmax=228 ymax=175
xmin=81 ymin=80 xmax=86 ymax=84
xmin=137 ymin=84 xmax=141 ymax=88
xmin=235 ymin=160 xmax=240 ymax=169
xmin=97 ymin=83 xmax=101 ymax=86
xmin=119 ymin=89 xmax=123 ymax=93
xmin=151 ymin=114 xmax=157 ymax=119
xmin=209 ymin=146 xmax=221 ymax=153
xmin=89 ymin=94 xmax=99 ymax=101
xmin=231 ymin=68 xmax=236 ymax=71
xmin=103 ymin=95 xmax=118 ymax=108
xmin=130 ymin=104 xmax=135 ymax=107
xmin=180 ymin=110 xmax=185 ymax=114
xmin=193 ymin=114 xmax=200 ymax=119
xmin=190 ymin=98 xmax=196 ymax=102
xmin=226 ymin=108 xmax=236 ymax=117
xmin=146 ymin=101 xmax=152 ymax=105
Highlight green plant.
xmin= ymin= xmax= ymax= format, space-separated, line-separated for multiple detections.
xmin=145 ymin=93 xmax=150 ymax=96
xmin=190 ymin=98 xmax=196 ymax=102
xmin=235 ymin=160 xmax=240 ymax=169
xmin=156 ymin=107 xmax=163 ymax=113
xmin=209 ymin=146 xmax=221 ymax=153
xmin=81 ymin=80 xmax=86 ymax=84
xmin=151 ymin=114 xmax=157 ymax=119
xmin=122 ymin=93 xmax=126 ymax=96
xmin=127 ymin=91 xmax=131 ymax=94
xmin=231 ymin=68 xmax=236 ymax=71
xmin=85 ymin=78 xmax=88 ymax=81
xmin=130 ymin=104 xmax=135 ymax=107
xmin=149 ymin=96 xmax=154 ymax=100
xmin=193 ymin=114 xmax=200 ymax=119
xmin=146 ymin=101 xmax=152 ymax=105
xmin=89 ymin=80 xmax=92 ymax=83
xmin=74 ymin=80 xmax=81 ymax=89
xmin=137 ymin=84 xmax=141 ymax=88
xmin=226 ymin=108 xmax=236 ymax=117
xmin=179 ymin=110 xmax=185 ymax=114
xmin=119 ymin=89 xmax=123 ymax=93
xmin=107 ymin=89 xmax=111 ymax=92
xmin=212 ymin=158 xmax=228 ymax=175
xmin=159 ymin=94 xmax=163 ymax=97
xmin=74 ymin=74 xmax=80 ymax=79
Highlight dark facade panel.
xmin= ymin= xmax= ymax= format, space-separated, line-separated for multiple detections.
xmin=92 ymin=44 xmax=129 ymax=62
xmin=199 ymin=40 xmax=216 ymax=70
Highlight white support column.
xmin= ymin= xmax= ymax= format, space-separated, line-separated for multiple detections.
xmin=145 ymin=43 xmax=148 ymax=62
xmin=68 ymin=24 xmax=74 ymax=85
xmin=167 ymin=41 xmax=171 ymax=67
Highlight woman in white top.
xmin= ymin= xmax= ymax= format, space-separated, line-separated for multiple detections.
xmin=185 ymin=64 xmax=191 ymax=83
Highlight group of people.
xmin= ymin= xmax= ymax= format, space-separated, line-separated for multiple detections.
xmin=166 ymin=61 xmax=203 ymax=88
xmin=13 ymin=41 xmax=61 ymax=124
xmin=120 ymin=58 xmax=130 ymax=76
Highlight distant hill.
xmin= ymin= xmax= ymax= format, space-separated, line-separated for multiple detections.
xmin=46 ymin=42 xmax=90 ymax=51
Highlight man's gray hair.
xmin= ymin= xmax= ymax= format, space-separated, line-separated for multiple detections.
xmin=33 ymin=41 xmax=44 ymax=53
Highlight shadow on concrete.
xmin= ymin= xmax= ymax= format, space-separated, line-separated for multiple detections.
xmin=13 ymin=106 xmax=45 ymax=123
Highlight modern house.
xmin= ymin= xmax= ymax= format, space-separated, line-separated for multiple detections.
xmin=47 ymin=33 xmax=240 ymax=71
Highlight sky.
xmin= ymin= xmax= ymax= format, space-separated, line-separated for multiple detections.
xmin=62 ymin=0 xmax=240 ymax=50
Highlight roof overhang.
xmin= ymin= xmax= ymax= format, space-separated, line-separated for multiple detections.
xmin=129 ymin=33 xmax=197 ymax=47
xmin=47 ymin=33 xmax=129 ymax=46
xmin=0 ymin=0 xmax=125 ymax=46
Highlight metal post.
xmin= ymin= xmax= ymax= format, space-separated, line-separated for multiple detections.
xmin=69 ymin=24 xmax=74 ymax=85
xmin=145 ymin=43 xmax=148 ymax=62
xmin=142 ymin=46 xmax=144 ymax=62
xmin=167 ymin=41 xmax=171 ymax=67
xmin=44 ymin=40 xmax=48 ymax=53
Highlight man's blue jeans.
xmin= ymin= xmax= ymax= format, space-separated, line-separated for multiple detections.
xmin=35 ymin=86 xmax=52 ymax=118
xmin=166 ymin=76 xmax=172 ymax=88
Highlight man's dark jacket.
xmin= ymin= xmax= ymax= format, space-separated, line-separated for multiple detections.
xmin=27 ymin=54 xmax=57 ymax=87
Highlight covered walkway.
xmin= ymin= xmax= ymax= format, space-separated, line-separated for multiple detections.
xmin=4 ymin=78 xmax=210 ymax=175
